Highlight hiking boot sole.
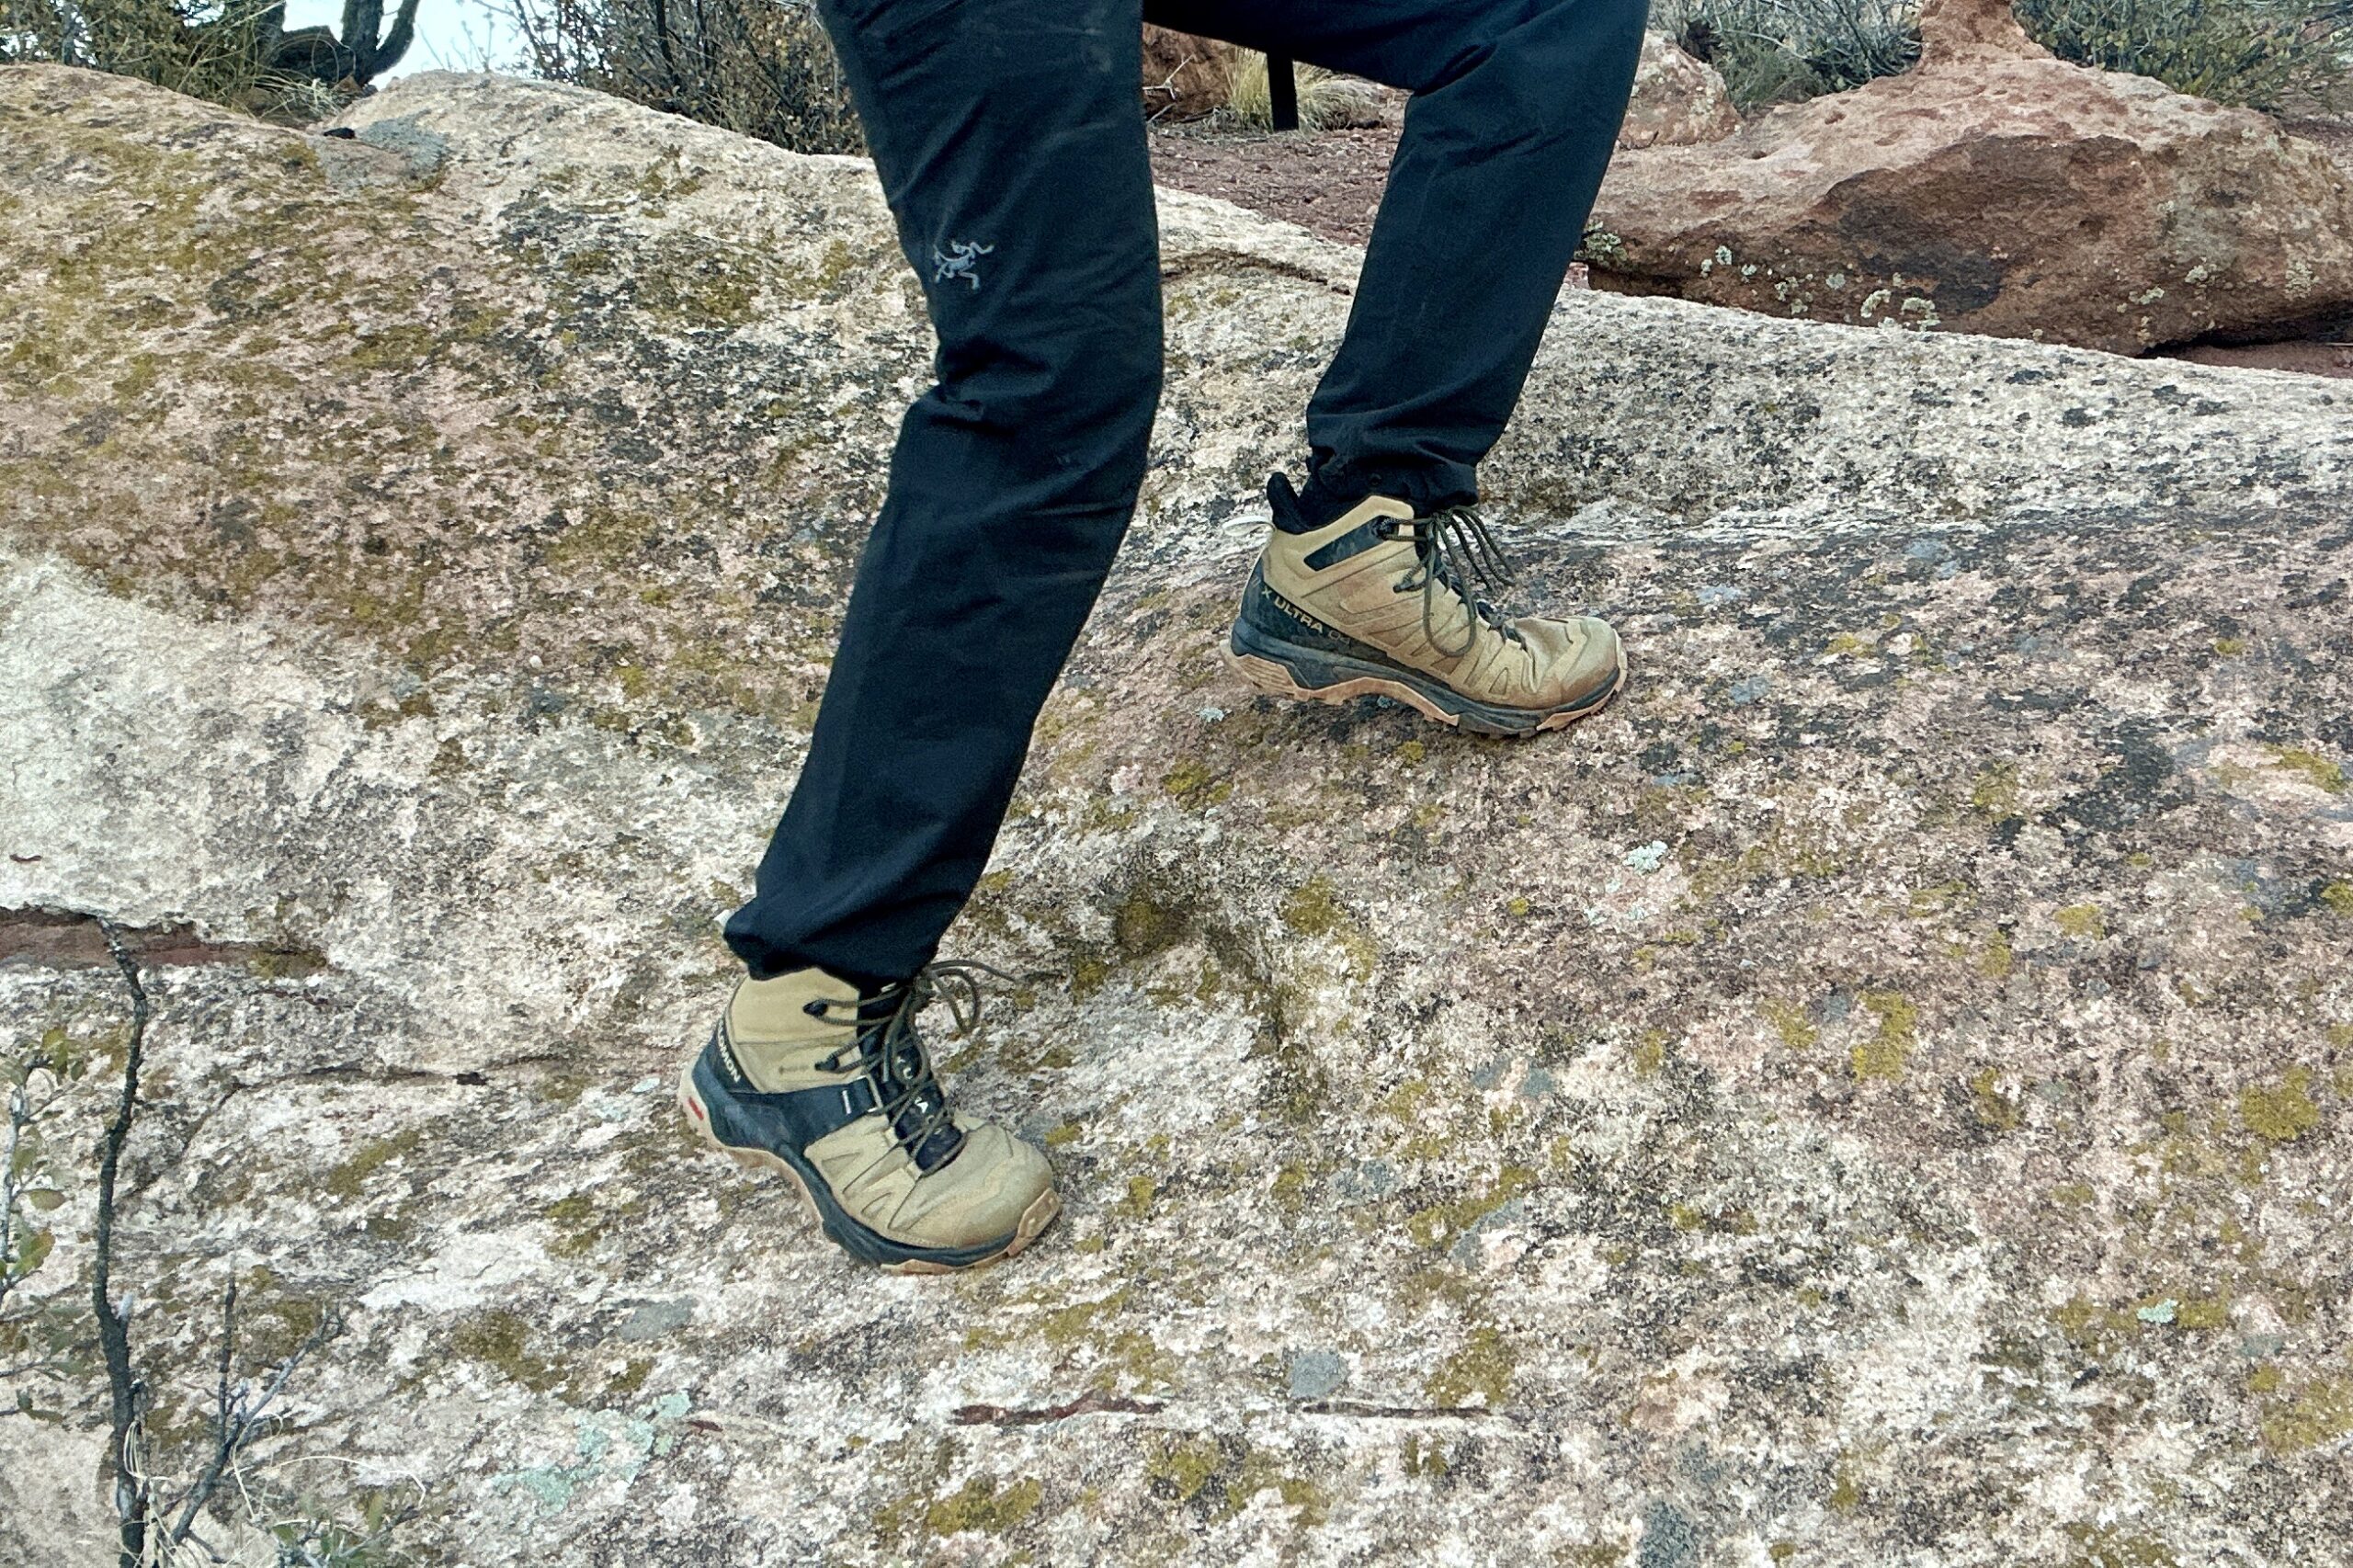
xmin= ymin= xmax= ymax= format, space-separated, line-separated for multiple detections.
xmin=676 ymin=1056 xmax=1060 ymax=1274
xmin=1226 ymin=619 xmax=1627 ymax=739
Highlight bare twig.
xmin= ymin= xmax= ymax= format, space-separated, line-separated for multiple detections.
xmin=951 ymin=1391 xmax=1166 ymax=1426
xmin=165 ymin=1288 xmax=344 ymax=1548
xmin=0 ymin=1047 xmax=44 ymax=1318
xmin=93 ymin=918 xmax=151 ymax=1568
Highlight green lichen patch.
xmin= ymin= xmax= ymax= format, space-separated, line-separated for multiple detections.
xmin=1278 ymin=876 xmax=1378 ymax=981
xmin=2266 ymin=746 xmax=2346 ymax=794
xmin=1161 ymin=757 xmax=1233 ymax=808
xmin=2240 ymin=1068 xmax=2320 ymax=1142
xmin=1280 ymin=877 xmax=1347 ymax=937
xmin=1971 ymin=763 xmax=2024 ymax=818
xmin=323 ymin=1127 xmax=425 ymax=1200
xmin=2258 ymin=1374 xmax=2353 ymax=1455
xmin=1850 ymin=991 xmax=1917 ymax=1081
xmin=2053 ymin=903 xmax=2107 ymax=939
xmin=449 ymin=1308 xmax=570 ymax=1393
xmin=1426 ymin=1324 xmax=1518 ymax=1408
xmin=1404 ymin=1165 xmax=1537 ymax=1250
xmin=1759 ymin=996 xmax=1818 ymax=1050
xmin=924 ymin=1473 xmax=1043 ymax=1536
xmin=2062 ymin=1522 xmax=2180 ymax=1568
xmin=1970 ymin=1066 xmax=2022 ymax=1131
xmin=1145 ymin=1434 xmax=1328 ymax=1523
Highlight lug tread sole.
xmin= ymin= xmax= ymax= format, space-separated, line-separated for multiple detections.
xmin=676 ymin=1059 xmax=1059 ymax=1274
xmin=1226 ymin=638 xmax=1628 ymax=739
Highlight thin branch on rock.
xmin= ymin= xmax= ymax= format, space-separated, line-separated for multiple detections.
xmin=93 ymin=918 xmax=151 ymax=1568
xmin=164 ymin=1285 xmax=344 ymax=1548
xmin=951 ymin=1392 xmax=1167 ymax=1426
xmin=0 ymin=1041 xmax=59 ymax=1319
xmin=1295 ymin=1399 xmax=1529 ymax=1422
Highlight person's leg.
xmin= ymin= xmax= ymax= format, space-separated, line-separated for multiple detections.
xmin=1147 ymin=0 xmax=1643 ymax=737
xmin=688 ymin=0 xmax=1156 ymax=1271
xmin=1145 ymin=0 xmax=1646 ymax=517
xmin=725 ymin=0 xmax=1163 ymax=987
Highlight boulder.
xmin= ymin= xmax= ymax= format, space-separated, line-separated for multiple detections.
xmin=1586 ymin=0 xmax=2353 ymax=353
xmin=1619 ymin=30 xmax=1740 ymax=149
xmin=5 ymin=62 xmax=2353 ymax=1566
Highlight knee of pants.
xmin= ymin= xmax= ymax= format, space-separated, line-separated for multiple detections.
xmin=944 ymin=328 xmax=1164 ymax=485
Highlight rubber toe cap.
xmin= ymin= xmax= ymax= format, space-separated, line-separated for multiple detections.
xmin=1513 ymin=613 xmax=1622 ymax=708
xmin=896 ymin=1124 xmax=1056 ymax=1249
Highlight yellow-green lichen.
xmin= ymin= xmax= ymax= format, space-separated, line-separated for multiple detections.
xmin=2240 ymin=1068 xmax=2320 ymax=1142
xmin=1161 ymin=758 xmax=1232 ymax=808
xmin=1148 ymin=1436 xmax=1224 ymax=1503
xmin=323 ymin=1127 xmax=424 ymax=1200
xmin=1978 ymin=929 xmax=2016 ymax=978
xmin=1145 ymin=1436 xmax=1327 ymax=1523
xmin=1970 ymin=1066 xmax=2021 ymax=1131
xmin=1275 ymin=877 xmax=1378 ymax=980
xmin=1971 ymin=763 xmax=2023 ymax=817
xmin=1826 ymin=1451 xmax=1865 ymax=1511
xmin=2053 ymin=903 xmax=2107 ymax=939
xmin=2062 ymin=1522 xmax=2179 ymax=1568
xmin=2260 ymin=1374 xmax=2353 ymax=1455
xmin=2267 ymin=746 xmax=2346 ymax=794
xmin=449 ymin=1309 xmax=567 ymax=1392
xmin=1850 ymin=992 xmax=1916 ymax=1081
xmin=1404 ymin=1166 xmax=1536 ymax=1249
xmin=1760 ymin=997 xmax=1817 ymax=1050
xmin=1426 ymin=1325 xmax=1517 ymax=1407
xmin=925 ymin=1474 xmax=1043 ymax=1536
xmin=1280 ymin=878 xmax=1347 ymax=937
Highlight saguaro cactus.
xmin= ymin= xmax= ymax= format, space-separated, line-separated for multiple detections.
xmin=258 ymin=0 xmax=422 ymax=87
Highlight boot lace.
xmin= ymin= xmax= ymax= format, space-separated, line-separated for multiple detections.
xmin=1390 ymin=505 xmax=1523 ymax=659
xmin=806 ymin=960 xmax=1022 ymax=1169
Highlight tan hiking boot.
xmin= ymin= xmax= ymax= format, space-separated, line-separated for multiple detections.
xmin=1227 ymin=474 xmax=1625 ymax=736
xmin=677 ymin=962 xmax=1059 ymax=1272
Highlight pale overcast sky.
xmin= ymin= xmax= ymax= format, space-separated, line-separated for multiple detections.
xmin=280 ymin=0 xmax=527 ymax=78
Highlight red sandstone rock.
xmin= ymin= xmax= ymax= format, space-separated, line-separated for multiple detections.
xmin=1586 ymin=0 xmax=2353 ymax=353
xmin=1142 ymin=25 xmax=1235 ymax=121
xmin=1620 ymin=32 xmax=1740 ymax=150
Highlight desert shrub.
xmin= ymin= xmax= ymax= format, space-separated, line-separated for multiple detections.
xmin=506 ymin=0 xmax=863 ymax=153
xmin=1658 ymin=0 xmax=1921 ymax=108
xmin=1661 ymin=0 xmax=2349 ymax=111
xmin=0 ymin=0 xmax=415 ymax=119
xmin=1223 ymin=48 xmax=1384 ymax=131
xmin=2016 ymin=0 xmax=2351 ymax=107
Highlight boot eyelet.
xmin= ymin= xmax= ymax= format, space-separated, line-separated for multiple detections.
xmin=802 ymin=1000 xmax=827 ymax=1017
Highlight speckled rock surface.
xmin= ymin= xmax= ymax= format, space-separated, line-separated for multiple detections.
xmin=1586 ymin=0 xmax=2353 ymax=354
xmin=1619 ymin=32 xmax=1739 ymax=151
xmin=4 ymin=62 xmax=2352 ymax=1568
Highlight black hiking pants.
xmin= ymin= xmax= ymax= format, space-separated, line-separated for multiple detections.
xmin=725 ymin=0 xmax=1646 ymax=985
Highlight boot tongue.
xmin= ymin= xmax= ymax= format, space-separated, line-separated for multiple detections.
xmin=906 ymin=1120 xmax=966 ymax=1172
xmin=867 ymin=993 xmax=967 ymax=1172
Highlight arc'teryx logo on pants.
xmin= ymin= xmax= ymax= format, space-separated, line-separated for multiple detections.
xmin=932 ymin=239 xmax=995 ymax=290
